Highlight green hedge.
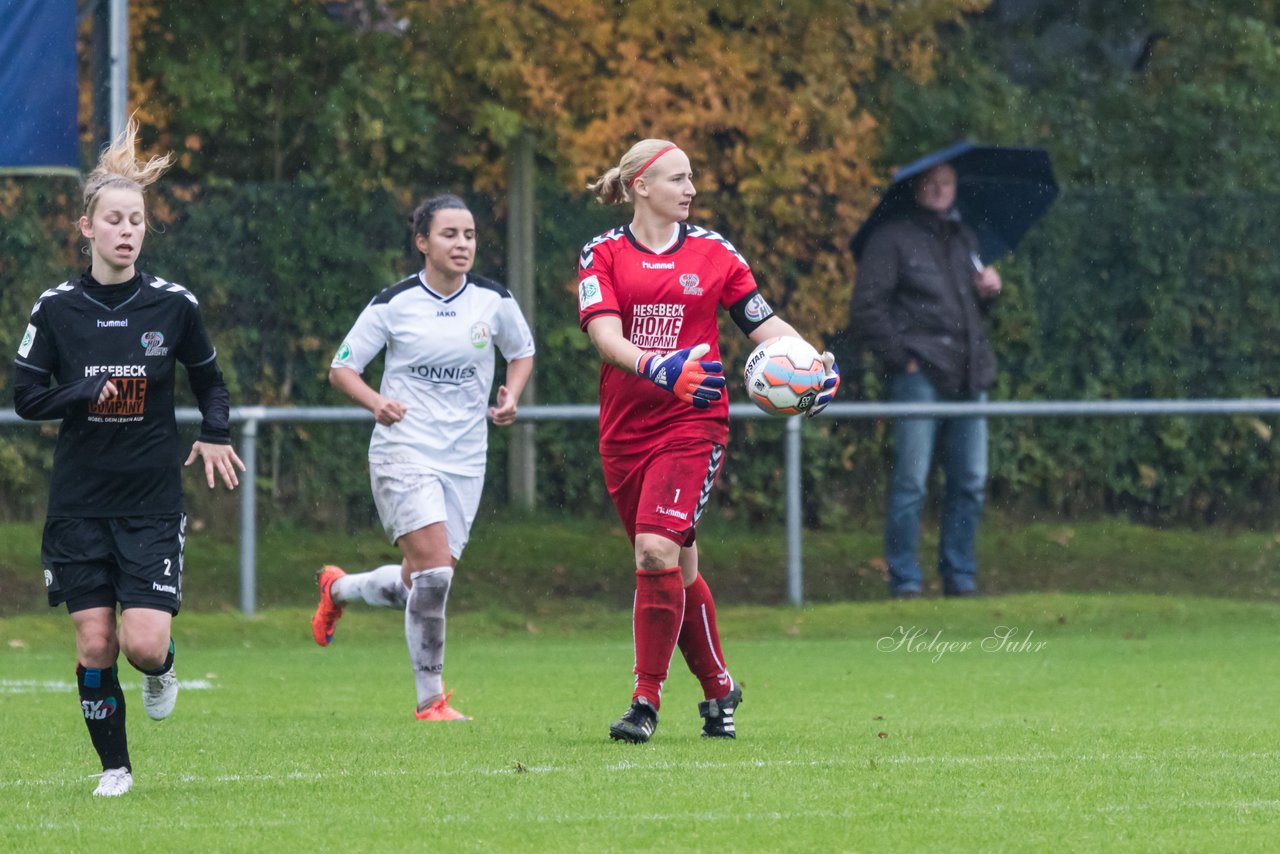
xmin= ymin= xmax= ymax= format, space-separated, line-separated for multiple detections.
xmin=3 ymin=181 xmax=1279 ymax=526
xmin=989 ymin=190 xmax=1280 ymax=522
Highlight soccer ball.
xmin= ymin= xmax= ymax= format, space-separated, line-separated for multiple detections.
xmin=743 ymin=336 xmax=825 ymax=416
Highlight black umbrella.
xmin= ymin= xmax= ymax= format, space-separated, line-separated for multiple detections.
xmin=849 ymin=141 xmax=1059 ymax=264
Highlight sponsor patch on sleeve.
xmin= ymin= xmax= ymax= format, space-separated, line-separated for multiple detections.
xmin=579 ymin=275 xmax=603 ymax=310
xmin=744 ymin=294 xmax=773 ymax=323
xmin=17 ymin=324 xmax=36 ymax=358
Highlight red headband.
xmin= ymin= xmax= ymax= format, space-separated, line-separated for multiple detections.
xmin=626 ymin=144 xmax=679 ymax=188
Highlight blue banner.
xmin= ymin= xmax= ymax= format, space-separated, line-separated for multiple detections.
xmin=0 ymin=0 xmax=79 ymax=175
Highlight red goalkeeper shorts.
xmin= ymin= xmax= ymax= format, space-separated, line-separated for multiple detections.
xmin=601 ymin=439 xmax=725 ymax=546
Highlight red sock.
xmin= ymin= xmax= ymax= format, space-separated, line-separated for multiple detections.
xmin=632 ymin=567 xmax=685 ymax=709
xmin=678 ymin=572 xmax=732 ymax=700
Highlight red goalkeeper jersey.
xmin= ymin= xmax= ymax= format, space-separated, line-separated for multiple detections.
xmin=578 ymin=222 xmax=776 ymax=454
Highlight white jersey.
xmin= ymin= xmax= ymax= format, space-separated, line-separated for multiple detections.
xmin=332 ymin=272 xmax=535 ymax=476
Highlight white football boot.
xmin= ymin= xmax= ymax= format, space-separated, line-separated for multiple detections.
xmin=142 ymin=670 xmax=179 ymax=720
xmin=93 ymin=767 xmax=133 ymax=797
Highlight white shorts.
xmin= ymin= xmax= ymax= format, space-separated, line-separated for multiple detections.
xmin=369 ymin=458 xmax=484 ymax=559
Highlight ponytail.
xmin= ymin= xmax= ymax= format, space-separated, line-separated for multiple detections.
xmin=83 ymin=117 xmax=174 ymax=218
xmin=587 ymin=139 xmax=679 ymax=206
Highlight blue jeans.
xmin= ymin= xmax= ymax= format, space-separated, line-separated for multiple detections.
xmin=884 ymin=371 xmax=988 ymax=596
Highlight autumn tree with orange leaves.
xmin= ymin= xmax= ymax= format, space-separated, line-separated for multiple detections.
xmin=121 ymin=0 xmax=987 ymax=343
xmin=395 ymin=0 xmax=989 ymax=341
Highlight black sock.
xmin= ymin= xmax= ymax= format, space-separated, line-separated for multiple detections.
xmin=77 ymin=663 xmax=130 ymax=772
xmin=133 ymin=639 xmax=175 ymax=677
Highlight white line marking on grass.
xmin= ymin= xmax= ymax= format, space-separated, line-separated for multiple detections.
xmin=17 ymin=816 xmax=307 ymax=833
xmin=12 ymin=799 xmax=1278 ymax=835
xmin=358 ymin=798 xmax=1280 ymax=828
xmin=0 ymin=678 xmax=217 ymax=694
xmin=5 ymin=749 xmax=1280 ymax=792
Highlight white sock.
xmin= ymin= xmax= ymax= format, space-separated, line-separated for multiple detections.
xmin=331 ymin=564 xmax=407 ymax=608
xmin=405 ymin=566 xmax=453 ymax=707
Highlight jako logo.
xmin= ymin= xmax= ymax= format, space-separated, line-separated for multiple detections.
xmin=82 ymin=697 xmax=118 ymax=720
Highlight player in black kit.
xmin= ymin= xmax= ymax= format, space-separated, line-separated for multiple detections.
xmin=12 ymin=120 xmax=245 ymax=797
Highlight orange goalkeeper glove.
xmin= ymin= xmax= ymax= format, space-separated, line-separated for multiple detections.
xmin=637 ymin=343 xmax=727 ymax=410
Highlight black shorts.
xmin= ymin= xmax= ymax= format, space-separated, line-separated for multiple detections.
xmin=42 ymin=514 xmax=186 ymax=615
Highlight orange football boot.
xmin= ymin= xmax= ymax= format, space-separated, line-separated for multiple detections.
xmin=311 ymin=565 xmax=347 ymax=646
xmin=414 ymin=689 xmax=472 ymax=721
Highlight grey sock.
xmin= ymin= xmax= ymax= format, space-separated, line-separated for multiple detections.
xmin=405 ymin=566 xmax=452 ymax=706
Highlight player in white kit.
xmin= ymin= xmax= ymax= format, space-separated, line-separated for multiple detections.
xmin=316 ymin=195 xmax=534 ymax=720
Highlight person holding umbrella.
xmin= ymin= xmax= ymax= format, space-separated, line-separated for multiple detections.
xmin=848 ymin=143 xmax=1055 ymax=599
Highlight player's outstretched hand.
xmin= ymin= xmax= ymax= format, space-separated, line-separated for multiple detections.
xmin=637 ymin=343 xmax=726 ymax=409
xmin=805 ymin=351 xmax=840 ymax=418
xmin=185 ymin=441 xmax=247 ymax=489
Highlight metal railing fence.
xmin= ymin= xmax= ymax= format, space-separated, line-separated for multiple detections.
xmin=6 ymin=398 xmax=1280 ymax=614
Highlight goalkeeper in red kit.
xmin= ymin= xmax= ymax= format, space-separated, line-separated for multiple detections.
xmin=578 ymin=139 xmax=840 ymax=742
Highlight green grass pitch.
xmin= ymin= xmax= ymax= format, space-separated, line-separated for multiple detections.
xmin=1 ymin=594 xmax=1277 ymax=852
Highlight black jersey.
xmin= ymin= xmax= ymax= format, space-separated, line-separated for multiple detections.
xmin=14 ymin=271 xmax=222 ymax=517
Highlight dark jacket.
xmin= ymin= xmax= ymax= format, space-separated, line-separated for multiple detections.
xmin=849 ymin=208 xmax=996 ymax=399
